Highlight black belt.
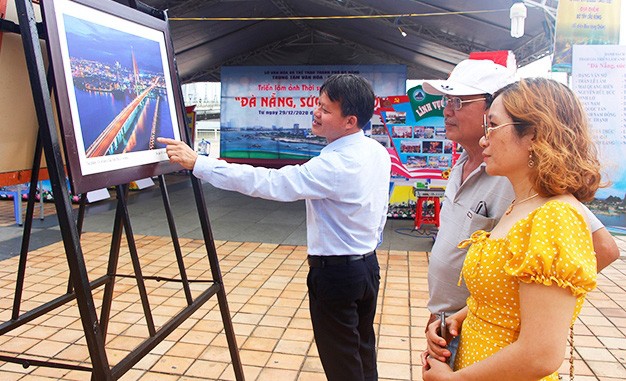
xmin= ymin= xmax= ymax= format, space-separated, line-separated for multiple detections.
xmin=307 ymin=251 xmax=375 ymax=268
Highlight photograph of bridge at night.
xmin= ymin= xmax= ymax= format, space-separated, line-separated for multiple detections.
xmin=47 ymin=4 xmax=183 ymax=183
xmin=63 ymin=13 xmax=178 ymax=160
xmin=42 ymin=0 xmax=184 ymax=192
xmin=74 ymin=54 xmax=166 ymax=159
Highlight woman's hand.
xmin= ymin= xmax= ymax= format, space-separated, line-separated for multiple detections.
xmin=422 ymin=353 xmax=454 ymax=381
xmin=425 ymin=309 xmax=466 ymax=362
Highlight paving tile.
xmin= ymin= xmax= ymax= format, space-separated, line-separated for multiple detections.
xmin=378 ymin=348 xmax=411 ymax=363
xmin=0 ymin=231 xmax=624 ymax=381
xmin=242 ymin=336 xmax=278 ymax=352
xmin=184 ymin=358 xmax=229 ymax=379
xmin=598 ymin=336 xmax=626 ymax=349
xmin=281 ymin=327 xmax=314 ymax=342
xmin=166 ymin=341 xmax=207 ymax=359
xmin=588 ymin=325 xmax=626 ymax=338
xmin=0 ymin=371 xmax=22 ymax=381
xmin=150 ymin=354 xmax=195 ymax=375
xmin=265 ymin=352 xmax=304 ymax=370
xmin=1 ymin=336 xmax=40 ymax=354
xmin=251 ymin=326 xmax=285 ymax=339
xmin=576 ymin=346 xmax=618 ymax=362
xmin=255 ymin=367 xmax=299 ymax=381
xmin=198 ymin=344 xmax=233 ymax=364
xmin=378 ymin=360 xmax=411 ymax=380
xmin=273 ymin=339 xmax=311 ymax=356
xmin=133 ymin=353 xmax=161 ymax=371
xmin=297 ymin=371 xmax=327 ymax=381
xmin=609 ymin=348 xmax=626 ymax=363
xmin=137 ymin=371 xmax=180 ymax=381
xmin=239 ymin=349 xmax=271 ymax=367
xmin=378 ymin=335 xmax=411 ymax=350
xmin=586 ymin=360 xmax=626 ymax=378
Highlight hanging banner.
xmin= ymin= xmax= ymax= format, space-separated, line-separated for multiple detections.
xmin=220 ymin=65 xmax=406 ymax=165
xmin=552 ymin=0 xmax=621 ymax=72
xmin=571 ymin=44 xmax=626 ymax=234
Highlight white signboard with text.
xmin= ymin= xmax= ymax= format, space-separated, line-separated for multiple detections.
xmin=572 ymin=45 xmax=626 ymax=231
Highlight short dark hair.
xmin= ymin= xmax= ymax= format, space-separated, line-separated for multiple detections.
xmin=483 ymin=93 xmax=494 ymax=109
xmin=319 ymin=74 xmax=375 ymax=128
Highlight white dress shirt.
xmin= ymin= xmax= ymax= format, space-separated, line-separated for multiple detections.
xmin=193 ymin=130 xmax=391 ymax=256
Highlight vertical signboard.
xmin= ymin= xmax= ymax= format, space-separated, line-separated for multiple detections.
xmin=572 ymin=45 xmax=626 ymax=233
xmin=552 ymin=0 xmax=621 ymax=72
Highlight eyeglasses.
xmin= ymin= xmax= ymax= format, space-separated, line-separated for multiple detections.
xmin=482 ymin=114 xmax=522 ymax=140
xmin=442 ymin=96 xmax=486 ymax=111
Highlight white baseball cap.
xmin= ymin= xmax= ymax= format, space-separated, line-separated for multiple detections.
xmin=422 ymin=59 xmax=514 ymax=96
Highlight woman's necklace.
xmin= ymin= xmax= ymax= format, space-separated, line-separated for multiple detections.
xmin=505 ymin=193 xmax=539 ymax=215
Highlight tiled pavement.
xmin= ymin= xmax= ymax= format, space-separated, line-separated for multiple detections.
xmin=0 ymin=176 xmax=625 ymax=380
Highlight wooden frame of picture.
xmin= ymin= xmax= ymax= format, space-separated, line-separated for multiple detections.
xmin=42 ymin=0 xmax=185 ymax=193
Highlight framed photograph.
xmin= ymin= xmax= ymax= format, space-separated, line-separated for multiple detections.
xmin=42 ymin=0 xmax=185 ymax=193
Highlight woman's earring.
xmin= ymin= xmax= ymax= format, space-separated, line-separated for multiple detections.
xmin=528 ymin=148 xmax=535 ymax=168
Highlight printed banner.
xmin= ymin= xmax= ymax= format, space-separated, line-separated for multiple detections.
xmin=572 ymin=44 xmax=626 ymax=234
xmin=220 ymin=65 xmax=406 ymax=162
xmin=552 ymin=0 xmax=621 ymax=72
xmin=373 ymin=86 xmax=451 ymax=219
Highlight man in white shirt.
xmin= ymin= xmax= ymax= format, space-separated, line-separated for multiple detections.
xmin=159 ymin=74 xmax=391 ymax=381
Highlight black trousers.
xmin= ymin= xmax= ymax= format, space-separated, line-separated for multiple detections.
xmin=307 ymin=253 xmax=380 ymax=381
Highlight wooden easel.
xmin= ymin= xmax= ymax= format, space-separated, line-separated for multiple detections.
xmin=0 ymin=1 xmax=244 ymax=379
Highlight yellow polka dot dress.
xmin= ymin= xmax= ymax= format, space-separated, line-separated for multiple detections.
xmin=454 ymin=201 xmax=597 ymax=380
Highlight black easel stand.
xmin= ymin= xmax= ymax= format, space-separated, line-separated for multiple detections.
xmin=0 ymin=1 xmax=244 ymax=379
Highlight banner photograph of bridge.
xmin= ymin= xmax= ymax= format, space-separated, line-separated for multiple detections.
xmin=49 ymin=0 xmax=182 ymax=179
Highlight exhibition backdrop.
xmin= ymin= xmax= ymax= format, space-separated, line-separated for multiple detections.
xmin=219 ymin=65 xmax=406 ymax=162
xmin=572 ymin=44 xmax=626 ymax=232
xmin=374 ymin=87 xmax=448 ymax=218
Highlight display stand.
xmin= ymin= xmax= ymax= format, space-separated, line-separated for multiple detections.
xmin=0 ymin=1 xmax=244 ymax=380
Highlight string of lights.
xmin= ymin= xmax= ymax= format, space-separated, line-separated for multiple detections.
xmin=169 ymin=9 xmax=509 ymax=22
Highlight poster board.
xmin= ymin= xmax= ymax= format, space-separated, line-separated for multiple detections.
xmin=41 ymin=0 xmax=186 ymax=193
xmin=219 ymin=65 xmax=406 ymax=166
xmin=373 ymin=86 xmax=452 ymax=218
xmin=572 ymin=44 xmax=626 ymax=233
xmin=0 ymin=1 xmax=48 ymax=185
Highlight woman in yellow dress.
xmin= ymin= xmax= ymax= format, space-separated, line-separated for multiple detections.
xmin=422 ymin=77 xmax=601 ymax=381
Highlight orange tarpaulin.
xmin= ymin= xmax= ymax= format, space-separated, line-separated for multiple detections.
xmin=0 ymin=169 xmax=52 ymax=187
